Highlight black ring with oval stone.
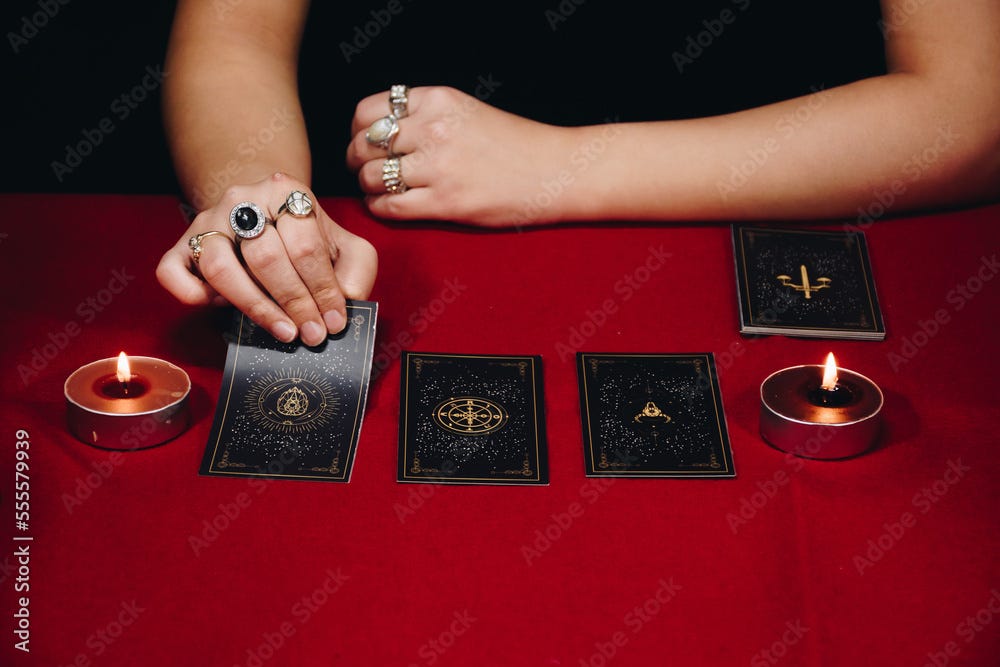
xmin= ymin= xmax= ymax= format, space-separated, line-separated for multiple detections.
xmin=229 ymin=201 xmax=270 ymax=240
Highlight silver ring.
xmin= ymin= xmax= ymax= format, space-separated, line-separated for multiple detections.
xmin=188 ymin=231 xmax=231 ymax=263
xmin=389 ymin=84 xmax=409 ymax=119
xmin=366 ymin=115 xmax=399 ymax=151
xmin=229 ymin=201 xmax=271 ymax=240
xmin=382 ymin=157 xmax=407 ymax=194
xmin=276 ymin=190 xmax=313 ymax=219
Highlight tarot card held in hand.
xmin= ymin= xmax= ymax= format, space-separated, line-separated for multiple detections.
xmin=398 ymin=352 xmax=548 ymax=485
xmin=200 ymin=301 xmax=377 ymax=483
xmin=577 ymin=353 xmax=735 ymax=478
xmin=732 ymin=225 xmax=885 ymax=339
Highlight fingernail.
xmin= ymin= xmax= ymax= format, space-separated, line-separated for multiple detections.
xmin=302 ymin=321 xmax=326 ymax=346
xmin=274 ymin=321 xmax=297 ymax=343
xmin=324 ymin=310 xmax=346 ymax=333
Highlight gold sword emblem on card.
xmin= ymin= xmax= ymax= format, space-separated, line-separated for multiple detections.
xmin=776 ymin=265 xmax=831 ymax=299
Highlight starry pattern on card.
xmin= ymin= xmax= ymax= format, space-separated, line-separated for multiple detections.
xmin=200 ymin=302 xmax=377 ymax=482
xmin=732 ymin=226 xmax=885 ymax=339
xmin=398 ymin=353 xmax=548 ymax=485
xmin=578 ymin=354 xmax=735 ymax=478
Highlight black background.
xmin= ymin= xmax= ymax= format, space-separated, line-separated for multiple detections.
xmin=2 ymin=0 xmax=885 ymax=199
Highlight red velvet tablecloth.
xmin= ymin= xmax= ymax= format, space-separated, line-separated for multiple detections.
xmin=1 ymin=195 xmax=998 ymax=666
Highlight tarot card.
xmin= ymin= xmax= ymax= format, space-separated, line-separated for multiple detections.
xmin=200 ymin=301 xmax=377 ymax=482
xmin=398 ymin=352 xmax=548 ymax=485
xmin=577 ymin=353 xmax=735 ymax=478
xmin=732 ymin=225 xmax=885 ymax=339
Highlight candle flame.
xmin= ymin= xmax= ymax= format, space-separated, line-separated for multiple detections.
xmin=116 ymin=352 xmax=131 ymax=384
xmin=821 ymin=352 xmax=838 ymax=390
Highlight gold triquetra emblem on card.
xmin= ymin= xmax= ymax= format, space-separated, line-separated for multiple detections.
xmin=634 ymin=401 xmax=671 ymax=424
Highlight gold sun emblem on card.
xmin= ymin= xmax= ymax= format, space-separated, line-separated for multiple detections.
xmin=245 ymin=369 xmax=338 ymax=433
xmin=433 ymin=397 xmax=508 ymax=435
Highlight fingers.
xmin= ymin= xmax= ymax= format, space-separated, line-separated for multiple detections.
xmin=192 ymin=230 xmax=299 ymax=343
xmin=158 ymin=173 xmax=369 ymax=347
xmin=156 ymin=244 xmax=220 ymax=306
xmin=345 ymin=118 xmax=417 ymax=171
xmin=324 ymin=225 xmax=378 ymax=299
xmin=351 ymin=89 xmax=415 ymax=137
xmin=347 ymin=86 xmax=430 ymax=169
xmin=239 ymin=222 xmax=333 ymax=345
xmin=356 ymin=153 xmax=428 ymax=195
xmin=364 ymin=188 xmax=439 ymax=221
xmin=274 ymin=204 xmax=349 ymax=335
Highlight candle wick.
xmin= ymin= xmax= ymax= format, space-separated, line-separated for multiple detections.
xmin=120 ymin=380 xmax=129 ymax=396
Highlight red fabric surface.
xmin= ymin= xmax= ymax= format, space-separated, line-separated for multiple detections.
xmin=1 ymin=194 xmax=999 ymax=666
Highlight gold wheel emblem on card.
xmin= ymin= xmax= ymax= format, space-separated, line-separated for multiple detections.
xmin=247 ymin=370 xmax=338 ymax=434
xmin=433 ymin=397 xmax=508 ymax=435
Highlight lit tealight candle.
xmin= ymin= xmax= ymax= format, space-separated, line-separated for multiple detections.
xmin=760 ymin=352 xmax=883 ymax=459
xmin=65 ymin=352 xmax=191 ymax=449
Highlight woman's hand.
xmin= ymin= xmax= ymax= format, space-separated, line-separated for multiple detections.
xmin=347 ymin=86 xmax=574 ymax=228
xmin=157 ymin=172 xmax=377 ymax=346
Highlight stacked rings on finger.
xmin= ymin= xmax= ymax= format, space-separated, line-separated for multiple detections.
xmin=188 ymin=230 xmax=231 ymax=264
xmin=389 ymin=84 xmax=409 ymax=118
xmin=276 ymin=190 xmax=313 ymax=219
xmin=366 ymin=115 xmax=400 ymax=151
xmin=382 ymin=157 xmax=407 ymax=194
xmin=229 ymin=201 xmax=271 ymax=240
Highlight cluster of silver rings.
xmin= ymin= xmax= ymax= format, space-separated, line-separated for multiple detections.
xmin=365 ymin=84 xmax=410 ymax=195
xmin=188 ymin=190 xmax=314 ymax=264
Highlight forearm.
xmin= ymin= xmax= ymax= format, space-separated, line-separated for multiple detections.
xmin=559 ymin=0 xmax=1000 ymax=223
xmin=163 ymin=0 xmax=312 ymax=212
xmin=561 ymin=73 xmax=999 ymax=223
